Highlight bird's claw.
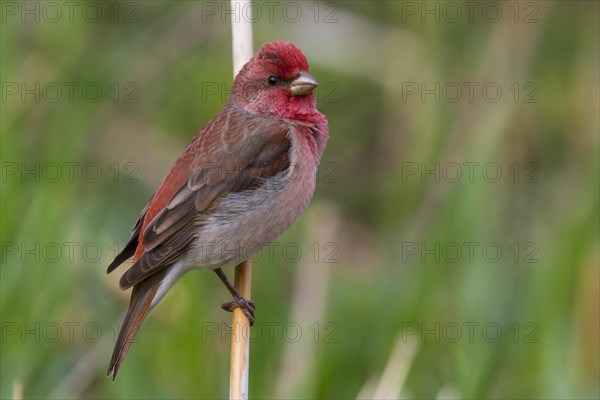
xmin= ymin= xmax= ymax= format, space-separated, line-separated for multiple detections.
xmin=221 ymin=298 xmax=256 ymax=326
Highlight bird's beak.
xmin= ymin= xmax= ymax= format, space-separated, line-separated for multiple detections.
xmin=289 ymin=72 xmax=318 ymax=96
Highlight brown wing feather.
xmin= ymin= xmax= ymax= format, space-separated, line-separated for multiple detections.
xmin=111 ymin=108 xmax=291 ymax=289
xmin=118 ymin=223 xmax=197 ymax=289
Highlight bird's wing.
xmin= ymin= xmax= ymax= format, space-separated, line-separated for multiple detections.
xmin=107 ymin=109 xmax=291 ymax=289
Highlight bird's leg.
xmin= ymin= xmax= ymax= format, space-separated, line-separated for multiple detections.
xmin=213 ymin=267 xmax=255 ymax=325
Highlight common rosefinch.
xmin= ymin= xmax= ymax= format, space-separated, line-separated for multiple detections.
xmin=106 ymin=41 xmax=328 ymax=379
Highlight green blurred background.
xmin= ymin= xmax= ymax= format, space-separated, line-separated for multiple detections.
xmin=1 ymin=1 xmax=598 ymax=398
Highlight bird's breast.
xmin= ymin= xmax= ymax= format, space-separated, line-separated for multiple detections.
xmin=186 ymin=125 xmax=320 ymax=269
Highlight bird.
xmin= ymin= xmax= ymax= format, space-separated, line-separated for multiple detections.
xmin=106 ymin=41 xmax=329 ymax=380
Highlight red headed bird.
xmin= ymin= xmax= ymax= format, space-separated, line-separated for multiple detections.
xmin=106 ymin=41 xmax=328 ymax=379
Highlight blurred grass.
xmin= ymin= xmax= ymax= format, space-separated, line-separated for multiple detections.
xmin=1 ymin=1 xmax=598 ymax=399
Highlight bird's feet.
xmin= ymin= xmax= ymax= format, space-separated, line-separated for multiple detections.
xmin=221 ymin=297 xmax=256 ymax=326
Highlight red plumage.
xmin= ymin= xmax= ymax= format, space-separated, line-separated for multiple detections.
xmin=106 ymin=41 xmax=328 ymax=379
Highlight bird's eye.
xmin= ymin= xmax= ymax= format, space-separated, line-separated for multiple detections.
xmin=267 ymin=76 xmax=279 ymax=86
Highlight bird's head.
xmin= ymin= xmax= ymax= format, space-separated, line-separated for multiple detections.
xmin=231 ymin=41 xmax=319 ymax=119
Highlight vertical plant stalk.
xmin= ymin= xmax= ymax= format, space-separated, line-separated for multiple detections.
xmin=229 ymin=2 xmax=253 ymax=399
xmin=229 ymin=260 xmax=253 ymax=399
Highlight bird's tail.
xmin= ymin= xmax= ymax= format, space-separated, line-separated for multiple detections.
xmin=107 ymin=271 xmax=165 ymax=380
